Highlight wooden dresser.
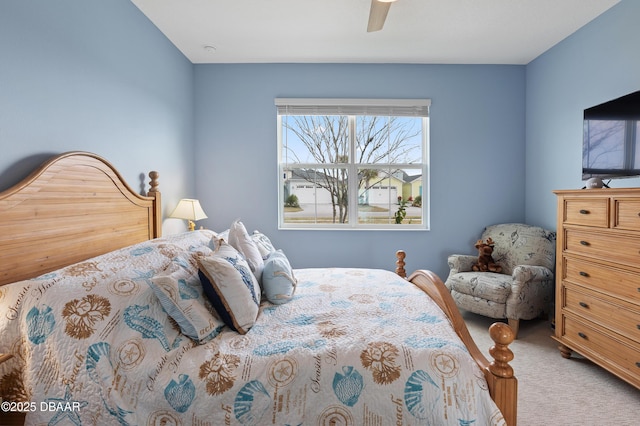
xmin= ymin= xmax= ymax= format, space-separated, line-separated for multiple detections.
xmin=553 ymin=188 xmax=640 ymax=389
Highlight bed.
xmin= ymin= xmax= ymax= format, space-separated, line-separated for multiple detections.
xmin=0 ymin=152 xmax=517 ymax=425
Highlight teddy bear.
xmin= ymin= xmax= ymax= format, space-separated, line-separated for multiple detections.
xmin=472 ymin=237 xmax=503 ymax=273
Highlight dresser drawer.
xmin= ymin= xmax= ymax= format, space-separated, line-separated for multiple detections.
xmin=562 ymin=198 xmax=609 ymax=227
xmin=560 ymin=314 xmax=640 ymax=386
xmin=564 ymin=228 xmax=640 ymax=267
xmin=564 ymin=257 xmax=640 ymax=302
xmin=563 ymin=285 xmax=640 ymax=343
xmin=614 ymin=198 xmax=640 ymax=231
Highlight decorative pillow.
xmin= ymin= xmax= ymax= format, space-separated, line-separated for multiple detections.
xmin=216 ymin=229 xmax=230 ymax=242
xmin=197 ymin=240 xmax=261 ymax=334
xmin=150 ymin=256 xmax=225 ymax=343
xmin=251 ymin=230 xmax=276 ymax=260
xmin=262 ymin=250 xmax=297 ymax=305
xmin=228 ymin=220 xmax=264 ymax=284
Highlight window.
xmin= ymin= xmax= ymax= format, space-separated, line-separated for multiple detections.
xmin=276 ymin=98 xmax=430 ymax=230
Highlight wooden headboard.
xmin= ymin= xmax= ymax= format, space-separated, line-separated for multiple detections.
xmin=0 ymin=152 xmax=161 ymax=286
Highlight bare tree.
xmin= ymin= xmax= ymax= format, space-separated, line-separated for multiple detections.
xmin=583 ymin=120 xmax=625 ymax=171
xmin=284 ymin=115 xmax=420 ymax=223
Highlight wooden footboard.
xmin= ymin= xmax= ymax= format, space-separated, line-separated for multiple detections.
xmin=396 ymin=251 xmax=517 ymax=426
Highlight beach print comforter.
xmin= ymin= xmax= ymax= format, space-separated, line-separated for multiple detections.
xmin=0 ymin=231 xmax=505 ymax=425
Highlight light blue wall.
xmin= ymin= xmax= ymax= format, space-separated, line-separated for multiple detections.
xmin=11 ymin=0 xmax=634 ymax=278
xmin=0 ymin=0 xmax=195 ymax=234
xmin=194 ymin=64 xmax=526 ymax=277
xmin=525 ymin=0 xmax=640 ymax=231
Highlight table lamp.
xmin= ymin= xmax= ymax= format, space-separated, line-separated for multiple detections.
xmin=169 ymin=199 xmax=207 ymax=231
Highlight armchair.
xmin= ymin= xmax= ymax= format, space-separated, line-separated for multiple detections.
xmin=445 ymin=223 xmax=556 ymax=337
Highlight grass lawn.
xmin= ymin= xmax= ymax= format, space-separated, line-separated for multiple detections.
xmin=283 ymin=204 xmax=421 ymax=224
xmin=284 ymin=206 xmax=303 ymax=212
xmin=357 ymin=205 xmax=389 ymax=212
xmin=283 ymin=216 xmax=422 ymax=224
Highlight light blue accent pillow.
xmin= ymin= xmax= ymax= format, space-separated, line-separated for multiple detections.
xmin=262 ymin=250 xmax=297 ymax=305
xmin=150 ymin=257 xmax=225 ymax=343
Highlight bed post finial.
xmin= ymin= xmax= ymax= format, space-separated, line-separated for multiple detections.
xmin=148 ymin=171 xmax=162 ymax=238
xmin=148 ymin=171 xmax=159 ymax=194
xmin=395 ymin=250 xmax=406 ymax=278
xmin=489 ymin=322 xmax=515 ymax=377
xmin=488 ymin=322 xmax=517 ymax=426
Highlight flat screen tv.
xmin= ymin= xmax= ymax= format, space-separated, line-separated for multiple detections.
xmin=582 ymin=90 xmax=640 ymax=182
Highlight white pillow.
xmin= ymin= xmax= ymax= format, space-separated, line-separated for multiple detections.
xmin=197 ymin=240 xmax=261 ymax=334
xmin=228 ymin=220 xmax=264 ymax=284
xmin=262 ymin=250 xmax=297 ymax=305
xmin=150 ymin=256 xmax=225 ymax=343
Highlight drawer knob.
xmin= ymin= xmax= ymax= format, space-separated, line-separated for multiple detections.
xmin=637 ymin=362 xmax=640 ymax=368
xmin=579 ymin=271 xmax=589 ymax=277
xmin=580 ymin=240 xmax=590 ymax=246
xmin=579 ymin=209 xmax=590 ymax=214
xmin=579 ymin=302 xmax=589 ymax=308
xmin=578 ymin=332 xmax=588 ymax=339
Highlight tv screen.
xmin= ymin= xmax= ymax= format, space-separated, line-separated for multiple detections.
xmin=582 ymin=90 xmax=640 ymax=180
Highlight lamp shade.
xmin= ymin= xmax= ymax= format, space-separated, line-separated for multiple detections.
xmin=169 ymin=199 xmax=208 ymax=221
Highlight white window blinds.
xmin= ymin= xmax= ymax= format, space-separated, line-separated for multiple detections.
xmin=275 ymin=98 xmax=430 ymax=117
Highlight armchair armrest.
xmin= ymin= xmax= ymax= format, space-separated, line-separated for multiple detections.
xmin=506 ymin=265 xmax=555 ymax=320
xmin=447 ymin=254 xmax=477 ymax=275
xmin=511 ymin=265 xmax=553 ymax=284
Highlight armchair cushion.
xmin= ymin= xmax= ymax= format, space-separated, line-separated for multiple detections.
xmin=446 ymin=272 xmax=512 ymax=304
xmin=482 ymin=223 xmax=555 ymax=275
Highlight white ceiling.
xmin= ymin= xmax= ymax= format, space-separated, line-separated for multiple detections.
xmin=131 ymin=0 xmax=620 ymax=65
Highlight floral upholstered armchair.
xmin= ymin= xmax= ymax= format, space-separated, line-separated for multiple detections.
xmin=444 ymin=223 xmax=556 ymax=337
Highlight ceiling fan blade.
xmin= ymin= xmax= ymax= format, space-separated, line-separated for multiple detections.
xmin=367 ymin=0 xmax=392 ymax=32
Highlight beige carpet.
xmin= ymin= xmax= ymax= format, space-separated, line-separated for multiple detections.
xmin=463 ymin=312 xmax=640 ymax=426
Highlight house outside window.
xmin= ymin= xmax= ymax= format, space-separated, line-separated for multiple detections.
xmin=276 ymin=98 xmax=430 ymax=230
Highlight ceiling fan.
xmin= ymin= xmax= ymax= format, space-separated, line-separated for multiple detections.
xmin=367 ymin=0 xmax=398 ymax=32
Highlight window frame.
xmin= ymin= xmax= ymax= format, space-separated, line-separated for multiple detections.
xmin=276 ymin=98 xmax=430 ymax=231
